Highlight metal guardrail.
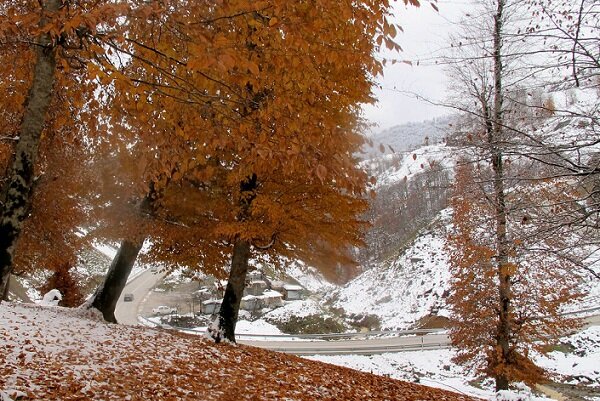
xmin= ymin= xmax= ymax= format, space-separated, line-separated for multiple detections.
xmin=264 ymin=342 xmax=452 ymax=356
xmin=138 ymin=315 xmax=444 ymax=340
xmin=561 ymin=305 xmax=600 ymax=316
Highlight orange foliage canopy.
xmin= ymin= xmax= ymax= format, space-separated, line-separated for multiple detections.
xmin=0 ymin=0 xmax=433 ymax=288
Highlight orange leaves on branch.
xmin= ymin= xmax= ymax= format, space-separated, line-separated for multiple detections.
xmin=2 ymin=0 xmax=406 ymax=287
xmin=447 ymin=161 xmax=583 ymax=386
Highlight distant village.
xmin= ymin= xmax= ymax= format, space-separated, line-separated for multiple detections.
xmin=195 ymin=269 xmax=304 ymax=315
xmin=150 ymin=269 xmax=305 ymax=319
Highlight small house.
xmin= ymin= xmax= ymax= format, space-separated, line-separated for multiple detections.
xmin=244 ymin=280 xmax=269 ymax=296
xmin=240 ymin=295 xmax=260 ymax=311
xmin=260 ymin=290 xmax=284 ymax=308
xmin=270 ymin=280 xmax=286 ymax=294
xmin=283 ymin=284 xmax=304 ymax=300
xmin=201 ymin=299 xmax=221 ymax=315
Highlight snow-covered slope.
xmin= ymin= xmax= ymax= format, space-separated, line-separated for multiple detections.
xmin=365 ymin=116 xmax=453 ymax=158
xmin=331 ymin=200 xmax=600 ymax=331
xmin=372 ymin=143 xmax=457 ymax=188
xmin=0 ymin=302 xmax=474 ymax=401
xmin=329 ymin=211 xmax=453 ymax=330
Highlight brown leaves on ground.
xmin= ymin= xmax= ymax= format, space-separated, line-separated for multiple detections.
xmin=0 ymin=303 xmax=476 ymax=401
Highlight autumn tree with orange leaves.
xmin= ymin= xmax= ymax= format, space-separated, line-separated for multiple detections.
xmin=447 ymin=161 xmax=584 ymax=389
xmin=89 ymin=0 xmax=419 ymax=339
xmin=0 ymin=0 xmax=132 ymax=298
xmin=0 ymin=0 xmax=433 ymax=345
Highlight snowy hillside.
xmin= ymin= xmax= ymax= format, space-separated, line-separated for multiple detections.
xmin=331 ymin=202 xmax=600 ymax=331
xmin=372 ymin=143 xmax=457 ymax=188
xmin=365 ymin=116 xmax=453 ymax=158
xmin=328 ymin=210 xmax=452 ymax=330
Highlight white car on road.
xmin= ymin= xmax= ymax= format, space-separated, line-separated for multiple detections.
xmin=152 ymin=305 xmax=177 ymax=315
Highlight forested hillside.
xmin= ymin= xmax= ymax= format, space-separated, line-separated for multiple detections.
xmin=364 ymin=116 xmax=452 ymax=158
xmin=1 ymin=0 xmax=599 ymax=399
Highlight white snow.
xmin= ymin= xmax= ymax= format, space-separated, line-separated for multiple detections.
xmin=374 ymin=144 xmax=457 ymax=188
xmin=308 ymin=324 xmax=600 ymax=400
xmin=39 ymin=289 xmax=62 ymax=306
xmin=329 ymin=218 xmax=452 ymax=330
xmin=235 ymin=320 xmax=283 ymax=336
xmin=535 ymin=326 xmax=600 ymax=385
xmin=285 ymin=261 xmax=335 ymax=293
xmin=309 ymin=350 xmax=557 ymax=401
xmin=264 ymin=299 xmax=324 ymax=321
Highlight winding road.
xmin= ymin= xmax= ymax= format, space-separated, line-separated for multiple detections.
xmin=115 ymin=269 xmax=600 ymax=356
xmin=239 ymin=334 xmax=451 ymax=355
xmin=115 ymin=269 xmax=166 ymax=325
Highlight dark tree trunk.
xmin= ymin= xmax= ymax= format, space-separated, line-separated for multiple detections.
xmin=88 ymin=238 xmax=145 ymax=323
xmin=213 ymin=239 xmax=251 ymax=343
xmin=0 ymin=0 xmax=61 ymax=300
xmin=2 ymin=275 xmax=9 ymax=301
xmin=211 ymin=174 xmax=257 ymax=343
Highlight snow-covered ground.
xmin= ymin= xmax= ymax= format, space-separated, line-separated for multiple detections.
xmin=309 ymin=326 xmax=600 ymax=401
xmin=263 ymin=299 xmax=325 ymax=322
xmin=285 ymin=261 xmax=336 ymax=294
xmin=328 ymin=212 xmax=452 ymax=330
xmin=374 ymin=143 xmax=456 ymax=188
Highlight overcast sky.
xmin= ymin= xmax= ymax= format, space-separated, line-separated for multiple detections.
xmin=362 ymin=0 xmax=472 ymax=132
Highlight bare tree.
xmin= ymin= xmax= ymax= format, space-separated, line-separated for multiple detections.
xmin=443 ymin=0 xmax=586 ymax=391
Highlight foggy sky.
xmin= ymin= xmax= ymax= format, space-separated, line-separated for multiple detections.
xmin=363 ymin=0 xmax=471 ymax=131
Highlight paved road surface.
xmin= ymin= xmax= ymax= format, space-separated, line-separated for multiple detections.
xmin=239 ymin=333 xmax=451 ymax=355
xmin=115 ymin=269 xmax=165 ymax=325
xmin=584 ymin=313 xmax=600 ymax=328
xmin=117 ymin=270 xmax=600 ymax=355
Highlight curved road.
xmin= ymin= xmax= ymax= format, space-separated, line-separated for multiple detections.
xmin=116 ymin=270 xmax=600 ymax=355
xmin=240 ymin=334 xmax=451 ymax=355
xmin=115 ymin=269 xmax=166 ymax=325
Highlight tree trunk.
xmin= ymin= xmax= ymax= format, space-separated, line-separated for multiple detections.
xmin=0 ymin=0 xmax=61 ymax=299
xmin=1 ymin=275 xmax=9 ymax=301
xmin=87 ymin=238 xmax=145 ymax=323
xmin=491 ymin=0 xmax=511 ymax=392
xmin=213 ymin=239 xmax=251 ymax=343
xmin=211 ymin=174 xmax=257 ymax=343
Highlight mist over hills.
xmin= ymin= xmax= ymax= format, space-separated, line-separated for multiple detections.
xmin=363 ymin=115 xmax=454 ymax=158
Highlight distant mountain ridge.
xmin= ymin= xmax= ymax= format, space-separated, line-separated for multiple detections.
xmin=364 ymin=116 xmax=454 ymax=158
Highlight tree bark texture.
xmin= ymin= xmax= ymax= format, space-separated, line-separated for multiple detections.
xmin=1 ymin=275 xmax=9 ymax=301
xmin=491 ymin=0 xmax=511 ymax=392
xmin=0 ymin=0 xmax=61 ymax=299
xmin=88 ymin=238 xmax=145 ymax=323
xmin=215 ymin=239 xmax=251 ymax=342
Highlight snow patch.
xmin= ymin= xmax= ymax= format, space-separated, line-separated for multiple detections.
xmin=329 ymin=223 xmax=452 ymax=329
xmin=39 ymin=289 xmax=62 ymax=306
